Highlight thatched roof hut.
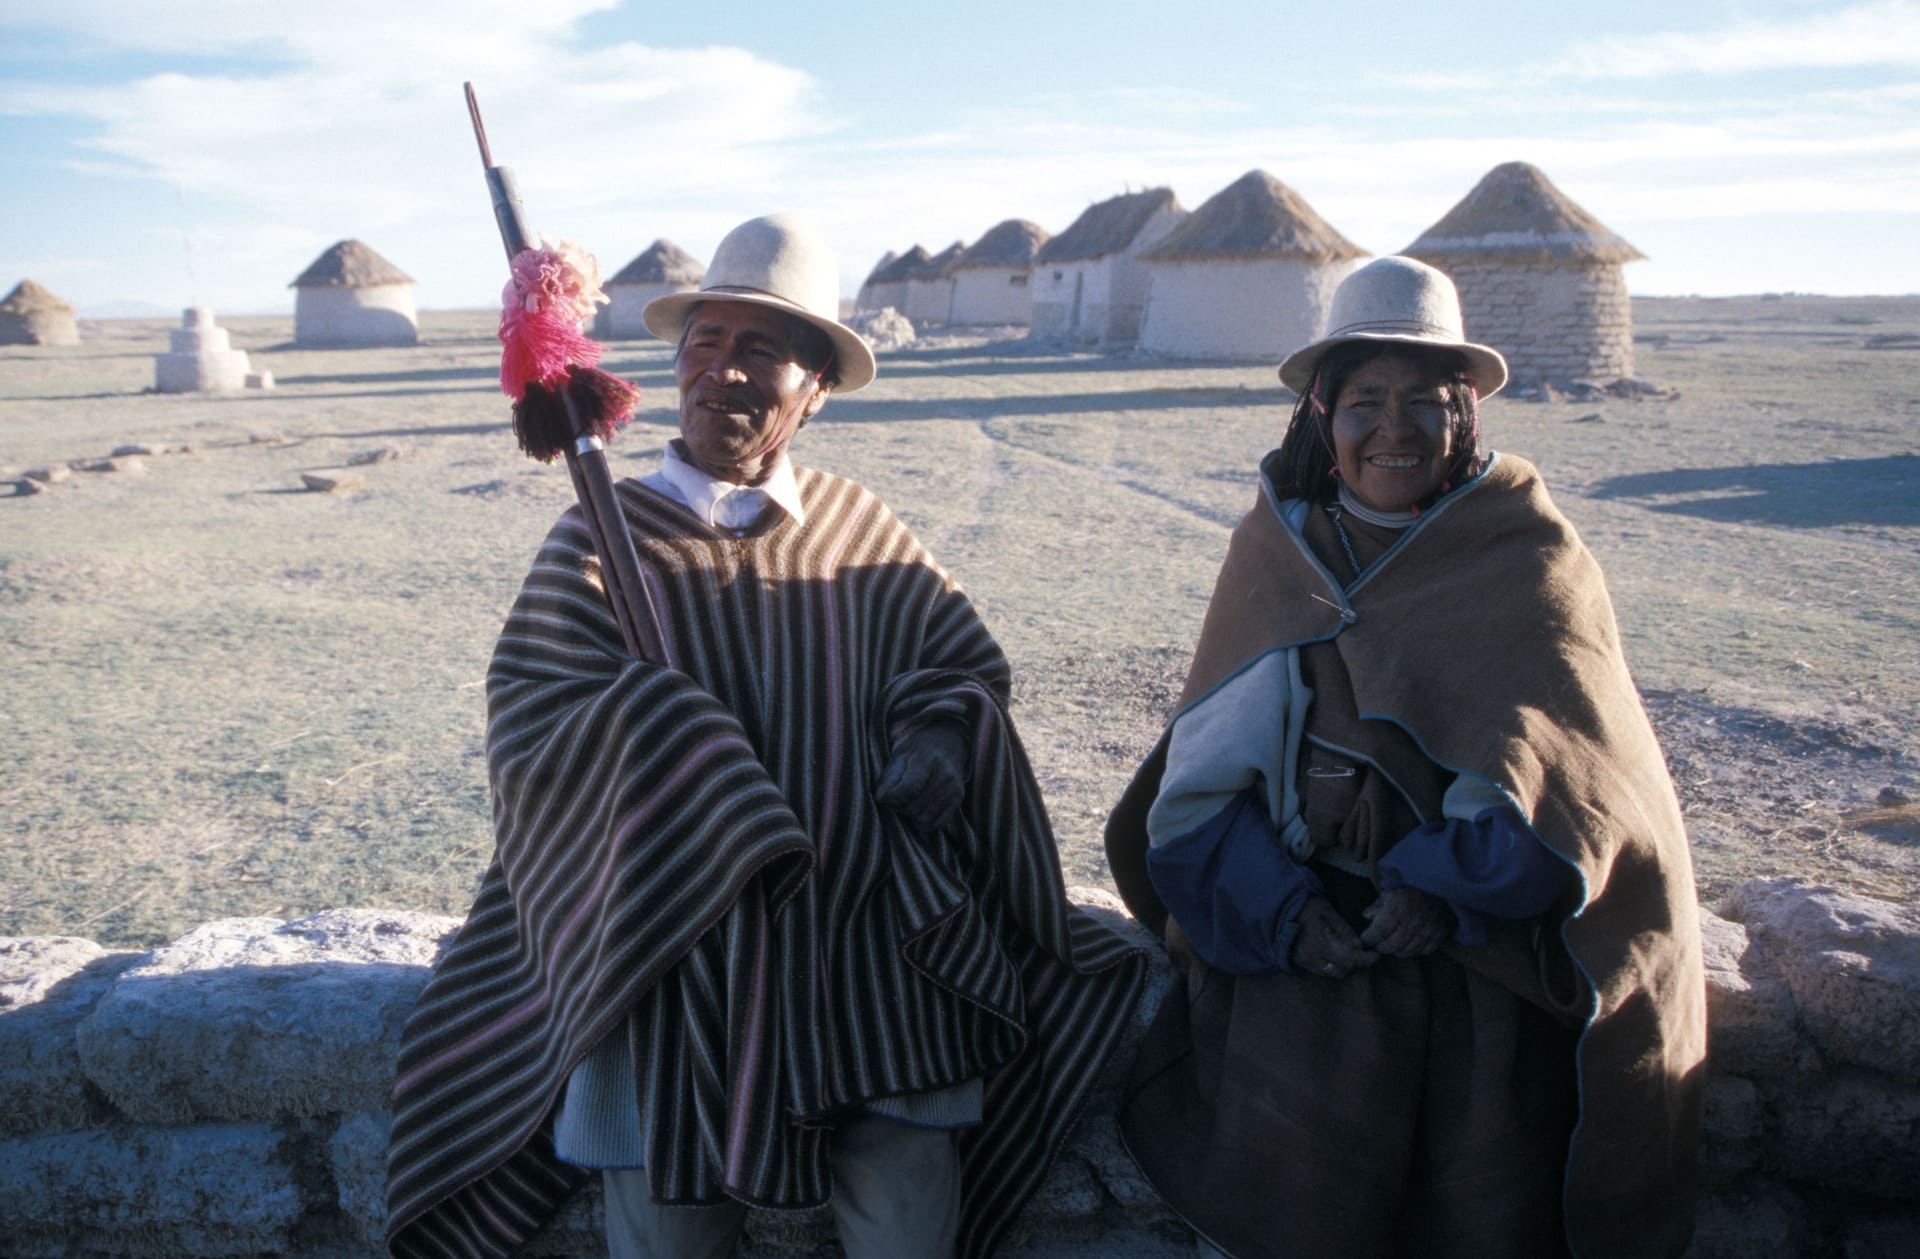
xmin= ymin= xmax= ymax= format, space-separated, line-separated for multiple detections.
xmin=854 ymin=250 xmax=900 ymax=312
xmin=1139 ymin=170 xmax=1368 ymax=360
xmin=290 ymin=239 xmax=418 ymax=347
xmin=0 ymin=279 xmax=80 ymax=347
xmin=949 ymin=220 xmax=1050 ymax=327
xmin=1032 ymin=187 xmax=1186 ymax=344
xmin=1037 ymin=187 xmax=1182 ymax=264
xmin=598 ymin=239 xmax=704 ymax=339
xmin=1404 ymin=161 xmax=1645 ymax=385
xmin=859 ymin=245 xmax=926 ymax=314
xmin=904 ymin=241 xmax=965 ymax=326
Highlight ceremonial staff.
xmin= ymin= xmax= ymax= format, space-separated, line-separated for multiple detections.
xmin=463 ymin=81 xmax=666 ymax=663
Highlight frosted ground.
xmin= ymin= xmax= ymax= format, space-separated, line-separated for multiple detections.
xmin=2 ymin=295 xmax=1915 ymax=946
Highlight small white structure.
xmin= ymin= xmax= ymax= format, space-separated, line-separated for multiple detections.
xmin=0 ymin=279 xmax=79 ymax=346
xmin=858 ymin=246 xmax=925 ymax=314
xmin=854 ymin=250 xmax=899 ymax=313
xmin=1138 ymin=170 xmax=1368 ymax=361
xmin=596 ymin=240 xmax=703 ymax=339
xmin=1403 ymin=161 xmax=1645 ymax=386
xmin=903 ymin=242 xmax=964 ymax=326
xmin=290 ymin=240 xmax=418 ymax=348
xmin=947 ymin=220 xmax=1049 ymax=327
xmin=1031 ymin=188 xmax=1186 ymax=345
xmin=154 ymin=307 xmax=251 ymax=393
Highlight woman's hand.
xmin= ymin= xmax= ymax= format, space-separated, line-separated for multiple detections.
xmin=1360 ymin=886 xmax=1452 ymax=957
xmin=1289 ymin=896 xmax=1377 ymax=978
xmin=874 ymin=721 xmax=970 ymax=834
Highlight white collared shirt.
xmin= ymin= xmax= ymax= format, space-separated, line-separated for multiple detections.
xmin=642 ymin=442 xmax=807 ymax=532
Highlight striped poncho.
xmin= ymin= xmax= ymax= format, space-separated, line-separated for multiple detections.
xmin=386 ymin=468 xmax=1146 ymax=1258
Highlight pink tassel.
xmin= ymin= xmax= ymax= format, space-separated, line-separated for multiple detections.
xmin=499 ymin=292 xmax=604 ymax=397
xmin=495 ymin=241 xmax=640 ymax=463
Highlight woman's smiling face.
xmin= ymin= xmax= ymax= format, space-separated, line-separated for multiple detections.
xmin=1330 ymin=349 xmax=1456 ymax=513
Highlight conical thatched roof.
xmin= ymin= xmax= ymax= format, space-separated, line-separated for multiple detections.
xmin=913 ymin=241 xmax=966 ymax=278
xmin=290 ymin=239 xmax=415 ymax=288
xmin=0 ymin=279 xmax=75 ymax=315
xmin=952 ymin=220 xmax=1050 ymax=270
xmin=609 ymin=239 xmax=704 ymax=286
xmin=1141 ymin=170 xmax=1365 ymax=263
xmin=870 ymin=245 xmax=930 ymax=285
xmin=861 ymin=250 xmax=900 ymax=285
xmin=1404 ymin=162 xmax=1643 ymax=264
xmin=1037 ymin=187 xmax=1182 ymax=263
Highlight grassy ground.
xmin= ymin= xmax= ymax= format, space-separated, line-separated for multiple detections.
xmin=2 ymin=296 xmax=1916 ymax=947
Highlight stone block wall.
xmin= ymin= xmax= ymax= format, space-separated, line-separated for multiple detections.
xmin=3 ymin=879 xmax=1916 ymax=1257
xmin=1442 ymin=258 xmax=1636 ymax=387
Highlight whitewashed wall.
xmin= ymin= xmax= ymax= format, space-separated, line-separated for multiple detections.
xmin=857 ymin=279 xmax=907 ymax=314
xmin=293 ymin=285 xmax=419 ymax=348
xmin=596 ymin=282 xmax=695 ymax=340
xmin=1099 ymin=204 xmax=1187 ymax=345
xmin=904 ymin=275 xmax=955 ymax=326
xmin=948 ymin=267 xmax=1033 ymax=327
xmin=1138 ymin=257 xmax=1363 ymax=361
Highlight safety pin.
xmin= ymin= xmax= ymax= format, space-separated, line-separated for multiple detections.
xmin=1310 ymin=591 xmax=1357 ymax=623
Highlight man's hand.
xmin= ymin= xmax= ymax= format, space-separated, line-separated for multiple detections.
xmin=1289 ymin=897 xmax=1377 ymax=979
xmin=1360 ymin=886 xmax=1451 ymax=957
xmin=873 ymin=721 xmax=970 ymax=835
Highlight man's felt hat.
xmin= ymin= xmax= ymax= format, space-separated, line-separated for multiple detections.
xmin=1277 ymin=255 xmax=1507 ymax=398
xmin=644 ymin=215 xmax=877 ymax=392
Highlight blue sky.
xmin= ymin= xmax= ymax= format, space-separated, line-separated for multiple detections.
xmin=3 ymin=0 xmax=1916 ymax=314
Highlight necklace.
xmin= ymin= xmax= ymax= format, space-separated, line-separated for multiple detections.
xmin=1326 ymin=487 xmax=1416 ymax=580
xmin=1325 ymin=502 xmax=1363 ymax=578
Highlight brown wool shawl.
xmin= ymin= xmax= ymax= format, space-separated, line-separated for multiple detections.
xmin=1107 ymin=451 xmax=1706 ymax=1258
xmin=387 ymin=468 xmax=1146 ymax=1259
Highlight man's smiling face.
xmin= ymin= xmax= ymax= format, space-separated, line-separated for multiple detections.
xmin=674 ymin=301 xmax=829 ymax=484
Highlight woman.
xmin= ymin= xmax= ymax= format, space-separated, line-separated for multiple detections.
xmin=1105 ymin=256 xmax=1705 ymax=1259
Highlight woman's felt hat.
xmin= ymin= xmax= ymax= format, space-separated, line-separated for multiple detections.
xmin=1277 ymin=255 xmax=1507 ymax=398
xmin=644 ymin=215 xmax=877 ymax=392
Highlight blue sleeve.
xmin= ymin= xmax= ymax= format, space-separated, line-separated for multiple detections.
xmin=1377 ymin=805 xmax=1569 ymax=945
xmin=1146 ymin=787 xmax=1322 ymax=975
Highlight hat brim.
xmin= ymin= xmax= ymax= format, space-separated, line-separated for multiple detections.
xmin=1278 ymin=331 xmax=1508 ymax=400
xmin=643 ymin=288 xmax=878 ymax=393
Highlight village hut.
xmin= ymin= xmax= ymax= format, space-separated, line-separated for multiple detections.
xmin=903 ymin=241 xmax=965 ymax=326
xmin=947 ymin=220 xmax=1050 ymax=327
xmin=596 ymin=240 xmax=703 ymax=339
xmin=0 ymin=280 xmax=80 ymax=346
xmin=1403 ymin=161 xmax=1644 ymax=386
xmin=858 ymin=246 xmax=925 ymax=315
xmin=1031 ymin=187 xmax=1186 ymax=344
xmin=1138 ymin=170 xmax=1368 ymax=361
xmin=289 ymin=240 xmax=418 ymax=347
xmin=854 ymin=250 xmax=899 ymax=312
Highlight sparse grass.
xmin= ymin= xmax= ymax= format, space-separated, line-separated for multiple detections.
xmin=3 ymin=297 xmax=1917 ymax=946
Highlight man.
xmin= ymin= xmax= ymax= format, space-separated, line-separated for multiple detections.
xmin=385 ymin=216 xmax=1145 ymax=1258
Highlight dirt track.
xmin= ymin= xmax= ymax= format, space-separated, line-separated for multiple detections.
xmin=2 ymin=295 xmax=1915 ymax=945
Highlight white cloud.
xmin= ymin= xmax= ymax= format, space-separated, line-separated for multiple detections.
xmin=1551 ymin=0 xmax=1920 ymax=79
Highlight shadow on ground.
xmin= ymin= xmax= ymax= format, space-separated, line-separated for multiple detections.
xmin=1590 ymin=455 xmax=1919 ymax=528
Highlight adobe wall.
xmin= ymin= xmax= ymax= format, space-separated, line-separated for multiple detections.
xmin=293 ymin=285 xmax=420 ymax=349
xmin=3 ymin=879 xmax=1916 ymax=1257
xmin=1440 ymin=258 xmax=1636 ymax=387
xmin=1137 ymin=256 xmax=1361 ymax=362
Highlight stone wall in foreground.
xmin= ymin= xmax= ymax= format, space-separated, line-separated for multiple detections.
xmin=2 ymin=878 xmax=1916 ymax=1257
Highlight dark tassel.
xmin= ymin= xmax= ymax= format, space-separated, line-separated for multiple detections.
xmin=564 ymin=365 xmax=641 ymax=442
xmin=511 ymin=379 xmax=574 ymax=463
xmin=511 ymin=366 xmax=641 ymax=463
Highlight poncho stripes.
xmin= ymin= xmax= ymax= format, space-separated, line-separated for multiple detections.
xmin=387 ymin=469 xmax=1146 ymax=1257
